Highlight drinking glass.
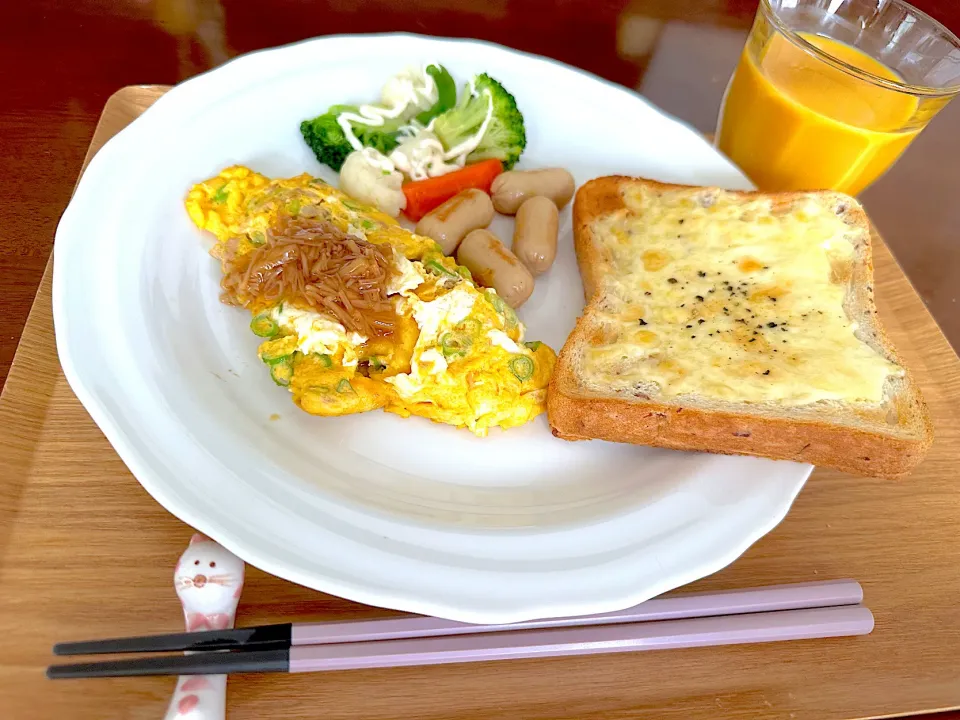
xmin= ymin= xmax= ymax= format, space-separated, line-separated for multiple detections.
xmin=716 ymin=0 xmax=960 ymax=195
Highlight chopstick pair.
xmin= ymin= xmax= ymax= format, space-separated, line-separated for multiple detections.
xmin=47 ymin=579 xmax=873 ymax=678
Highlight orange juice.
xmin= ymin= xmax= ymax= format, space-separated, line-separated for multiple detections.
xmin=718 ymin=32 xmax=920 ymax=194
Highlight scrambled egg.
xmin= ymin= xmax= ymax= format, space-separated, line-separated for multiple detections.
xmin=185 ymin=166 xmax=556 ymax=436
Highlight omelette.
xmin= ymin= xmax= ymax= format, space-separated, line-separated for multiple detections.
xmin=185 ymin=166 xmax=556 ymax=436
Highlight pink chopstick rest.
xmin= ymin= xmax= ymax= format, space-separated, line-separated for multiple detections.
xmin=163 ymin=534 xmax=245 ymax=720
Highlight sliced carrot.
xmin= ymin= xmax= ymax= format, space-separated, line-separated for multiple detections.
xmin=402 ymin=159 xmax=503 ymax=221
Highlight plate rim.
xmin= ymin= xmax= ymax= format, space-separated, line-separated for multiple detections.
xmin=52 ymin=32 xmax=812 ymax=623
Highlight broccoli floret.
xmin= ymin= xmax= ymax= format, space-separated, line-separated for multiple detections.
xmin=431 ymin=74 xmax=527 ymax=170
xmin=300 ymin=114 xmax=352 ymax=171
xmin=299 ymin=105 xmax=406 ymax=172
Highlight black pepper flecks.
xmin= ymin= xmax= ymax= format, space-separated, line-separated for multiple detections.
xmin=638 ymin=319 xmax=648 ymax=326
xmin=763 ymin=369 xmax=771 ymax=375
xmin=663 ymin=266 xmax=814 ymax=355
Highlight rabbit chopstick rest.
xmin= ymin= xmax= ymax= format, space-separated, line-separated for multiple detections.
xmin=163 ymin=534 xmax=245 ymax=720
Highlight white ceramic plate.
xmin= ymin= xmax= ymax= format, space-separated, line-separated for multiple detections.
xmin=53 ymin=34 xmax=811 ymax=623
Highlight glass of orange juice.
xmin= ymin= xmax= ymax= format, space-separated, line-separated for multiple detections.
xmin=717 ymin=0 xmax=960 ymax=195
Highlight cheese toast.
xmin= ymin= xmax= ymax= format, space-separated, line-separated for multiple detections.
xmin=547 ymin=176 xmax=933 ymax=478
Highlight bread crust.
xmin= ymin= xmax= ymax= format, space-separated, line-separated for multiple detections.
xmin=548 ymin=176 xmax=934 ymax=479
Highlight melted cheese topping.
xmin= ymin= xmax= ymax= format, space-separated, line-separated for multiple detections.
xmin=583 ymin=186 xmax=902 ymax=405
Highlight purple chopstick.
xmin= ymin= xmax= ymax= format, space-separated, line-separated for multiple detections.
xmin=290 ymin=604 xmax=873 ymax=671
xmin=292 ymin=578 xmax=863 ymax=644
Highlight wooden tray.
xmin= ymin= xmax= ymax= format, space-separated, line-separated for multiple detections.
xmin=2 ymin=86 xmax=959 ymax=720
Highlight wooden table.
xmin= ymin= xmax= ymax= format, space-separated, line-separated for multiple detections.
xmin=2 ymin=80 xmax=960 ymax=719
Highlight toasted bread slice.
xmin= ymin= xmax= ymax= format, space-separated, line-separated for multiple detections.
xmin=548 ymin=176 xmax=933 ymax=479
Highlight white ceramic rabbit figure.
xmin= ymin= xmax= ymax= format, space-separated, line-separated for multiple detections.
xmin=163 ymin=533 xmax=245 ymax=720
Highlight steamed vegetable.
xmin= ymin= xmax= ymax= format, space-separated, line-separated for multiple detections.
xmin=339 ymin=149 xmax=407 ymax=217
xmin=401 ymin=159 xmax=503 ymax=221
xmin=415 ymin=65 xmax=456 ymax=125
xmin=301 ymin=65 xmax=453 ymax=172
xmin=300 ymin=107 xmax=408 ymax=172
xmin=432 ymin=75 xmax=527 ymax=170
xmin=301 ymin=69 xmax=526 ymax=178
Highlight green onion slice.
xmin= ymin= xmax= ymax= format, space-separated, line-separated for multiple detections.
xmin=270 ymin=361 xmax=294 ymax=387
xmin=211 ymin=184 xmax=230 ymax=204
xmin=524 ymin=341 xmax=542 ymax=352
xmin=250 ymin=313 xmax=279 ymax=338
xmin=424 ymin=259 xmax=459 ymax=279
xmin=260 ymin=343 xmax=291 ymax=364
xmin=440 ymin=332 xmax=472 ymax=359
xmin=508 ymin=355 xmax=535 ymax=382
xmin=485 ymin=290 xmax=518 ymax=329
xmin=336 ymin=378 xmax=355 ymax=394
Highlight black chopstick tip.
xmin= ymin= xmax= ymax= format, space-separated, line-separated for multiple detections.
xmin=45 ymin=648 xmax=291 ymax=679
xmin=51 ymin=623 xmax=293 ymax=656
